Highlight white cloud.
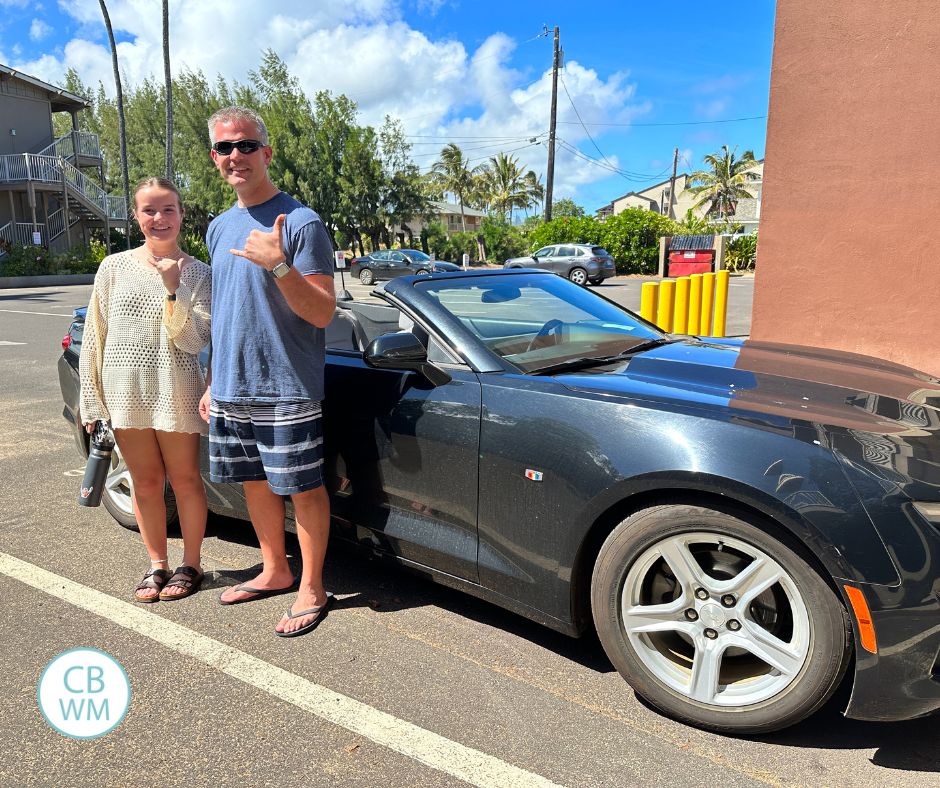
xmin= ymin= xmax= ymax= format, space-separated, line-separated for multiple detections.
xmin=695 ymin=98 xmax=730 ymax=119
xmin=9 ymin=0 xmax=647 ymax=200
xmin=29 ymin=19 xmax=52 ymax=41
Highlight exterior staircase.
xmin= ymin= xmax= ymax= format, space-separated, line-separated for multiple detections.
xmin=0 ymin=130 xmax=126 ymax=249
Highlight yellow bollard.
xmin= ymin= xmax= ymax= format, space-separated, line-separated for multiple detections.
xmin=640 ymin=281 xmax=658 ymax=324
xmin=673 ymin=277 xmax=690 ymax=334
xmin=687 ymin=274 xmax=703 ymax=335
xmin=712 ymin=270 xmax=730 ymax=337
xmin=656 ymin=279 xmax=675 ymax=332
xmin=700 ymin=272 xmax=716 ymax=336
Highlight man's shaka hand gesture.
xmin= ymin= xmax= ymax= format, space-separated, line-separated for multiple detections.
xmin=231 ymin=213 xmax=287 ymax=271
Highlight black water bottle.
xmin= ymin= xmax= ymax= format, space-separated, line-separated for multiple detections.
xmin=78 ymin=421 xmax=115 ymax=507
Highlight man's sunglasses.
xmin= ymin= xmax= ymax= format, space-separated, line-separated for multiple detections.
xmin=211 ymin=139 xmax=265 ymax=155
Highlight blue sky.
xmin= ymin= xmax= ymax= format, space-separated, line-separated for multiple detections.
xmin=0 ymin=0 xmax=777 ymax=213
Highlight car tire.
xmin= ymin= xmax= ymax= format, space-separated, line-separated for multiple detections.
xmin=359 ymin=269 xmax=375 ymax=285
xmin=591 ymin=504 xmax=851 ymax=734
xmin=416 ymin=269 xmax=430 ymax=276
xmin=568 ymin=267 xmax=588 ymax=286
xmin=100 ymin=442 xmax=178 ymax=531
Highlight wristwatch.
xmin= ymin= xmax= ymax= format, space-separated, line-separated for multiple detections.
xmin=271 ymin=261 xmax=291 ymax=279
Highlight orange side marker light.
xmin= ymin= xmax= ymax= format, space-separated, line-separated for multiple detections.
xmin=843 ymin=585 xmax=877 ymax=653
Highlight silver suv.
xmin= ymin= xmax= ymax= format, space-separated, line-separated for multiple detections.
xmin=504 ymin=243 xmax=616 ymax=285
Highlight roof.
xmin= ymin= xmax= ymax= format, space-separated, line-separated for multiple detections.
xmin=0 ymin=63 xmax=88 ymax=112
xmin=669 ymin=235 xmax=715 ymax=250
xmin=431 ymin=200 xmax=487 ymax=218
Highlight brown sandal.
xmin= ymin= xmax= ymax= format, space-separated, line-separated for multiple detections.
xmin=135 ymin=568 xmax=172 ymax=603
xmin=159 ymin=565 xmax=204 ymax=601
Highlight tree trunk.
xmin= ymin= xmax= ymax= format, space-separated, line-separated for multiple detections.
xmin=459 ymin=198 xmax=467 ymax=232
xmin=162 ymin=0 xmax=173 ymax=179
xmin=98 ymin=0 xmax=131 ymax=249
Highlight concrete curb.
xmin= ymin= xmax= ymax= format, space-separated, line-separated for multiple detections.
xmin=0 ymin=274 xmax=95 ymax=289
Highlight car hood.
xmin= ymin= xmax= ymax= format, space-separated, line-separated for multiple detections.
xmin=504 ymin=257 xmax=536 ymax=266
xmin=559 ymin=337 xmax=940 ymax=439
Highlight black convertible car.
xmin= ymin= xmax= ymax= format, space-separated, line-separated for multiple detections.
xmin=59 ymin=269 xmax=940 ymax=734
xmin=349 ymin=249 xmax=461 ymax=285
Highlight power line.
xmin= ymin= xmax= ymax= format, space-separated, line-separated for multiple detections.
xmin=409 ymin=138 xmax=541 ymax=160
xmin=405 ymin=134 xmax=536 ymax=141
xmin=556 ymin=138 xmax=672 ymax=183
xmin=416 ymin=141 xmax=543 ymax=174
xmin=559 ymin=73 xmax=630 ymax=183
xmin=556 ymin=115 xmax=767 ymax=128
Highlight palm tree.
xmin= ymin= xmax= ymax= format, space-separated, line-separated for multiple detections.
xmin=162 ymin=0 xmax=173 ymax=179
xmin=430 ymin=143 xmax=473 ymax=231
xmin=688 ymin=145 xmax=760 ymax=219
xmin=98 ymin=0 xmax=130 ymax=247
xmin=523 ymin=170 xmax=544 ymax=218
xmin=485 ymin=152 xmax=532 ymax=221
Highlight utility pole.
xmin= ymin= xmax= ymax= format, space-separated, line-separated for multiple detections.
xmin=667 ymin=147 xmax=678 ymax=220
xmin=544 ymin=26 xmax=560 ymax=222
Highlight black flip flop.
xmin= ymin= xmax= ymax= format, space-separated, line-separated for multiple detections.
xmin=218 ymin=580 xmax=297 ymax=606
xmin=275 ymin=592 xmax=334 ymax=638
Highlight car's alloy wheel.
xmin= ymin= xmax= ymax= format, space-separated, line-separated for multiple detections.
xmin=592 ymin=504 xmax=850 ymax=733
xmin=100 ymin=442 xmax=178 ymax=531
xmin=417 ymin=269 xmax=430 ymax=276
xmin=568 ymin=267 xmax=588 ymax=286
xmin=359 ymin=268 xmax=375 ymax=285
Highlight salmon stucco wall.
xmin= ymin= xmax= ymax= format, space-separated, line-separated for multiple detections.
xmin=752 ymin=0 xmax=940 ymax=376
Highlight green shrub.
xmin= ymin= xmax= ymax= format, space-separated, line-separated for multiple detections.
xmin=422 ymin=221 xmax=449 ymax=259
xmin=725 ymin=232 xmax=758 ymax=272
xmin=180 ymin=231 xmax=209 ymax=263
xmin=0 ymin=245 xmax=53 ymax=276
xmin=0 ymin=242 xmax=105 ymax=276
xmin=527 ymin=208 xmax=681 ymax=275
xmin=479 ymin=217 xmax=527 ymax=263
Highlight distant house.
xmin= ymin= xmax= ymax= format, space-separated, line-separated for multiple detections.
xmin=0 ymin=63 xmax=126 ymax=254
xmin=597 ymin=161 xmax=764 ymax=235
xmin=392 ymin=200 xmax=487 ymax=243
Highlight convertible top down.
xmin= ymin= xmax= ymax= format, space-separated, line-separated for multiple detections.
xmin=60 ymin=269 xmax=940 ymax=733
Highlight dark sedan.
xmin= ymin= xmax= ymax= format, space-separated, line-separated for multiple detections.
xmin=349 ymin=249 xmax=460 ymax=285
xmin=59 ymin=269 xmax=940 ymax=734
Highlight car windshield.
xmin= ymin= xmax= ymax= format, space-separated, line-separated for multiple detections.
xmin=414 ymin=273 xmax=665 ymax=373
xmin=405 ymin=250 xmax=431 ymax=262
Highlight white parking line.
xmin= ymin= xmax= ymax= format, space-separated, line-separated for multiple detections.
xmin=0 ymin=309 xmax=73 ymax=317
xmin=0 ymin=552 xmax=561 ymax=788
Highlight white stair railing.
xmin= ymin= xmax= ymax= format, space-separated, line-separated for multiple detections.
xmin=0 ymin=221 xmax=41 ymax=246
xmin=46 ymin=208 xmax=82 ymax=244
xmin=36 ymin=130 xmax=102 ymax=160
xmin=0 ymin=153 xmax=127 ymax=221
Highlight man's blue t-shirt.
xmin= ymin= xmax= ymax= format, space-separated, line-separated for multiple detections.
xmin=207 ymin=192 xmax=335 ymax=402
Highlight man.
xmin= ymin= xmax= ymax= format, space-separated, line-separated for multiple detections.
xmin=199 ymin=106 xmax=336 ymax=636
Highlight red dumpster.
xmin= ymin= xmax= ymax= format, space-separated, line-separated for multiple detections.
xmin=668 ymin=250 xmax=713 ymax=277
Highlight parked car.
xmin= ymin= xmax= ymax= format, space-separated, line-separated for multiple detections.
xmin=59 ymin=269 xmax=940 ymax=734
xmin=504 ymin=243 xmax=616 ymax=285
xmin=349 ymin=249 xmax=460 ymax=285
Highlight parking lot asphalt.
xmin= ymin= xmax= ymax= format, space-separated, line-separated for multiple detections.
xmin=0 ymin=283 xmax=935 ymax=788
xmin=335 ymin=270 xmax=754 ymax=337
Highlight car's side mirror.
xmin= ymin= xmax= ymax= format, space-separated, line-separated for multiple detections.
xmin=364 ymin=332 xmax=452 ymax=387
